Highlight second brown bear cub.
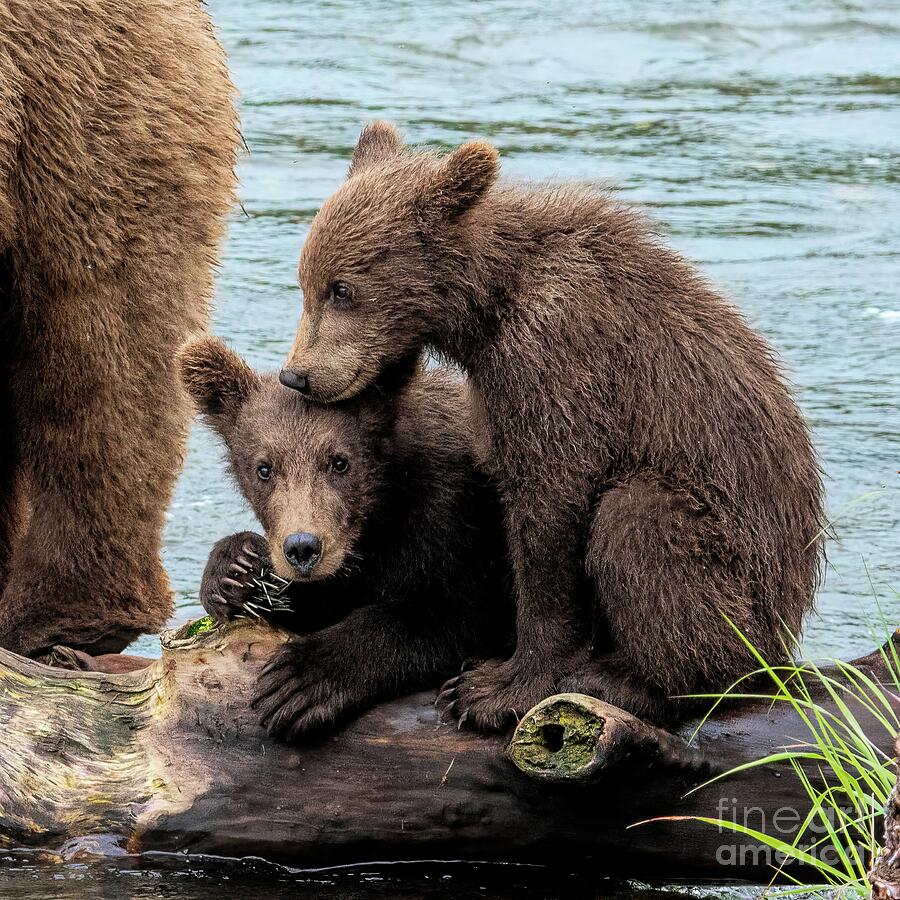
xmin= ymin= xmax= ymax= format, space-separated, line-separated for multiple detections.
xmin=179 ymin=338 xmax=509 ymax=740
xmin=281 ymin=122 xmax=825 ymax=731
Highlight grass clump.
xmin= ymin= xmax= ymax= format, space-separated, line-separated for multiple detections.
xmin=653 ymin=618 xmax=900 ymax=896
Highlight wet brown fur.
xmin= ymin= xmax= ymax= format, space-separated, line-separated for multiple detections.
xmin=179 ymin=338 xmax=510 ymax=740
xmin=0 ymin=0 xmax=239 ymax=655
xmin=285 ymin=122 xmax=825 ymax=730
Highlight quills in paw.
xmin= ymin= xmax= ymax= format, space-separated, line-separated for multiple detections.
xmin=240 ymin=568 xmax=293 ymax=619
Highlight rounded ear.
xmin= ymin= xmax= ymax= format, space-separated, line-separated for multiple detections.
xmin=348 ymin=121 xmax=405 ymax=177
xmin=177 ymin=337 xmax=259 ymax=428
xmin=425 ymin=140 xmax=500 ymax=218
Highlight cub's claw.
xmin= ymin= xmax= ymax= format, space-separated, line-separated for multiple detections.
xmin=205 ymin=591 xmax=248 ymax=622
xmin=437 ymin=658 xmax=555 ymax=733
xmin=199 ymin=531 xmax=273 ymax=623
xmin=259 ymin=651 xmax=294 ymax=677
xmin=252 ymin=638 xmax=363 ymax=742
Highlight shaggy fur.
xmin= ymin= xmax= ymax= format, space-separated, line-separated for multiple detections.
xmin=179 ymin=338 xmax=510 ymax=740
xmin=0 ymin=0 xmax=239 ymax=656
xmin=281 ymin=121 xmax=825 ymax=730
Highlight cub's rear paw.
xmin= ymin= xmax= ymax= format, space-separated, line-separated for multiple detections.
xmin=251 ymin=636 xmax=363 ymax=742
xmin=436 ymin=658 xmax=557 ymax=733
xmin=199 ymin=531 xmax=272 ymax=623
xmin=557 ymin=661 xmax=670 ymax=724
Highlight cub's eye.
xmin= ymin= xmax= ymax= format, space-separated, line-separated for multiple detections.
xmin=328 ymin=455 xmax=349 ymax=475
xmin=331 ymin=281 xmax=353 ymax=306
xmin=256 ymin=464 xmax=272 ymax=481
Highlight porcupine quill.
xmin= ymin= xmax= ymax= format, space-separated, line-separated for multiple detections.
xmin=239 ymin=568 xmax=293 ymax=620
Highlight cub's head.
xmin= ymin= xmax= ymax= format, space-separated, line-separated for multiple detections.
xmin=179 ymin=337 xmax=413 ymax=583
xmin=281 ymin=121 xmax=500 ymax=403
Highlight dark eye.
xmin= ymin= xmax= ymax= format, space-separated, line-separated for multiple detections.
xmin=256 ymin=464 xmax=272 ymax=481
xmin=329 ymin=455 xmax=349 ymax=475
xmin=331 ymin=281 xmax=353 ymax=306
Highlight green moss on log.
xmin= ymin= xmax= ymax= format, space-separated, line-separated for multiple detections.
xmin=509 ymin=697 xmax=604 ymax=778
xmin=185 ymin=616 xmax=216 ymax=638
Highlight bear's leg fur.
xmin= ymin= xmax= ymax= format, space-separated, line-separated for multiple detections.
xmin=561 ymin=477 xmax=761 ymax=723
xmin=0 ymin=364 xmax=18 ymax=598
xmin=0 ymin=0 xmax=237 ymax=657
xmin=443 ymin=476 xmax=765 ymax=730
xmin=0 ymin=279 xmax=194 ymax=657
xmin=0 ymin=75 xmax=21 ymax=599
xmin=439 ymin=488 xmax=591 ymax=731
xmin=0 ymin=255 xmax=21 ymax=600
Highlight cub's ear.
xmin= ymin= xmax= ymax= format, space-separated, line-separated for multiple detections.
xmin=348 ymin=121 xmax=405 ymax=177
xmin=177 ymin=337 xmax=259 ymax=428
xmin=425 ymin=140 xmax=499 ymax=219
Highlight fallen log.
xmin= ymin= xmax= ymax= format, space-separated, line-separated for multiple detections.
xmin=0 ymin=617 xmax=897 ymax=883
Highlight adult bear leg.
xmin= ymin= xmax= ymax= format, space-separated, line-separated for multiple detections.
xmin=561 ymin=478 xmax=763 ymax=724
xmin=0 ymin=247 xmax=24 ymax=600
xmin=0 ymin=0 xmax=235 ymax=657
xmin=0 ymin=349 xmax=19 ymax=598
xmin=0 ymin=280 xmax=193 ymax=657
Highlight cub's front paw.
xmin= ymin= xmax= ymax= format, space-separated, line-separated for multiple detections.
xmin=437 ymin=658 xmax=557 ymax=733
xmin=251 ymin=636 xmax=361 ymax=742
xmin=199 ymin=531 xmax=272 ymax=624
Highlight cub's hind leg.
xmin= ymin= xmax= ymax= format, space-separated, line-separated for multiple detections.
xmin=563 ymin=478 xmax=762 ymax=724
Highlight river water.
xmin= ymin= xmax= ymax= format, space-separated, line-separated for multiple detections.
xmin=12 ymin=0 xmax=900 ymax=895
xmin=157 ymin=0 xmax=900 ymax=662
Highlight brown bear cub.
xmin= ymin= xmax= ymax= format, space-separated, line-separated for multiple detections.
xmin=279 ymin=122 xmax=825 ymax=731
xmin=179 ymin=338 xmax=510 ymax=740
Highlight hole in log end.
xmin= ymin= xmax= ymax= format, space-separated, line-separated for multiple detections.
xmin=508 ymin=695 xmax=606 ymax=782
xmin=540 ymin=724 xmax=566 ymax=752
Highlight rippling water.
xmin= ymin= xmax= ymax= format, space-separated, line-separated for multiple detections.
xmin=152 ymin=0 xmax=900 ymax=664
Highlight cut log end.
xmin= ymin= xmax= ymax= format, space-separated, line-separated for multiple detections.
xmin=509 ymin=692 xmax=713 ymax=784
xmin=508 ymin=693 xmax=607 ymax=781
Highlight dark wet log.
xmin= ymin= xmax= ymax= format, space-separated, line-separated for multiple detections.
xmin=0 ymin=618 xmax=897 ymax=883
xmin=870 ymin=736 xmax=900 ymax=899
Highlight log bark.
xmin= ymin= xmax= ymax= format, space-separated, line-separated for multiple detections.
xmin=0 ymin=617 xmax=897 ymax=884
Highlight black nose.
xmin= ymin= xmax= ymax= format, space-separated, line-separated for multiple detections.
xmin=279 ymin=369 xmax=310 ymax=394
xmin=283 ymin=532 xmax=321 ymax=575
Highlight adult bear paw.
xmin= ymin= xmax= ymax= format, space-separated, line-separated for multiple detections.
xmin=252 ymin=636 xmax=361 ymax=742
xmin=437 ymin=658 xmax=557 ymax=733
xmin=199 ymin=531 xmax=272 ymax=623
